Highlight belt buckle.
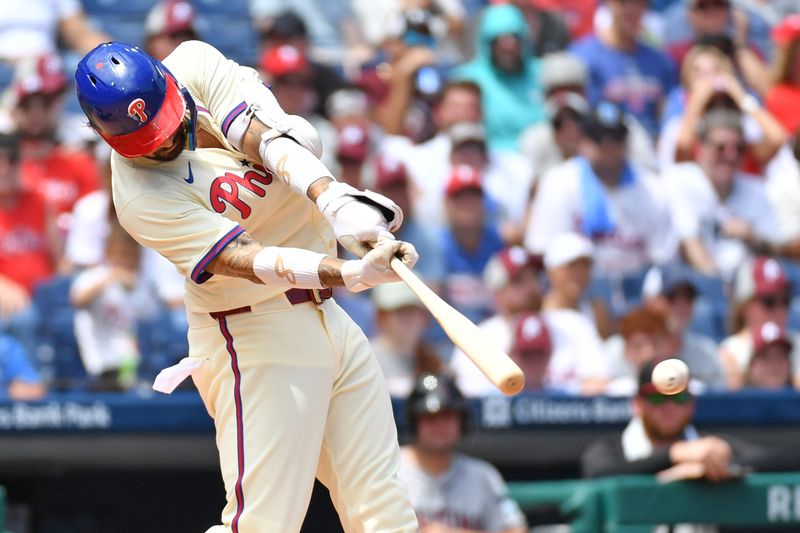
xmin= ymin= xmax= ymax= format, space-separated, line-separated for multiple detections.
xmin=310 ymin=288 xmax=325 ymax=305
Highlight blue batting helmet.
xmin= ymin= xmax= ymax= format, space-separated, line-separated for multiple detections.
xmin=75 ymin=42 xmax=186 ymax=158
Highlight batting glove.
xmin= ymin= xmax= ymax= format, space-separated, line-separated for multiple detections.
xmin=341 ymin=239 xmax=418 ymax=292
xmin=316 ymin=182 xmax=404 ymax=255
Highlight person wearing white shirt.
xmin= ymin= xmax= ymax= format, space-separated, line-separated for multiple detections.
xmin=0 ymin=0 xmax=107 ymax=61
xmin=525 ymin=101 xmax=678 ymax=277
xmin=666 ymin=109 xmax=783 ymax=281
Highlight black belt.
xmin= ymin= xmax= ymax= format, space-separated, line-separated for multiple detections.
xmin=209 ymin=288 xmax=333 ymax=319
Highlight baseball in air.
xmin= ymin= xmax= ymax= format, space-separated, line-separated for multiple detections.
xmin=651 ymin=359 xmax=690 ymax=395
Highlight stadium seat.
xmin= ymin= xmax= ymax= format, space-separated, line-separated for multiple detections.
xmin=31 ymin=276 xmax=88 ymax=390
xmin=195 ymin=15 xmax=258 ymax=66
xmin=137 ymin=309 xmax=189 ymax=383
xmin=96 ymin=16 xmax=147 ymax=48
xmin=192 ymin=0 xmax=250 ymax=15
xmin=81 ymin=0 xmax=157 ymax=16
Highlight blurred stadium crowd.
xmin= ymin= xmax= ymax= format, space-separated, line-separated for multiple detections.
xmin=1 ymin=0 xmax=800 ymax=405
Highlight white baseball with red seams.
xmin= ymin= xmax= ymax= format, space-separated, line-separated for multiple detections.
xmin=652 ymin=358 xmax=690 ymax=395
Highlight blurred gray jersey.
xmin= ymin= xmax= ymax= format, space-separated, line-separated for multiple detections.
xmin=398 ymin=451 xmax=526 ymax=531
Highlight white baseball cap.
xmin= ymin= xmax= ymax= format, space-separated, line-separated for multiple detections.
xmin=544 ymin=233 xmax=594 ymax=270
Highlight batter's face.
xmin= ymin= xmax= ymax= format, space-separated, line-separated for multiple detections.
xmin=144 ymin=118 xmax=188 ymax=161
xmin=415 ymin=411 xmax=462 ymax=453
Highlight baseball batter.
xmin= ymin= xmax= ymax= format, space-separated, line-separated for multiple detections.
xmin=74 ymin=40 xmax=419 ymax=532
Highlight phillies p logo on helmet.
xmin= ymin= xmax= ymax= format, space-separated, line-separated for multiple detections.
xmin=127 ymin=98 xmax=148 ymax=123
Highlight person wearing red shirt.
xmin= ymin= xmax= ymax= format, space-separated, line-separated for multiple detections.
xmin=12 ymin=54 xmax=100 ymax=218
xmin=766 ymin=15 xmax=800 ymax=136
xmin=0 ymin=132 xmax=56 ymax=353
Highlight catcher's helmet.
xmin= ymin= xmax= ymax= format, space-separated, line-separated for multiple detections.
xmin=75 ymin=42 xmax=187 ymax=158
xmin=406 ymin=373 xmax=469 ymax=433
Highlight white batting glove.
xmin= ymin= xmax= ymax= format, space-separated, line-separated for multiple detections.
xmin=341 ymin=239 xmax=419 ymax=292
xmin=316 ymin=182 xmax=403 ymax=255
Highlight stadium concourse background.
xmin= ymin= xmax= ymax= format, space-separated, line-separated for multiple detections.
xmin=5 ymin=0 xmax=800 ymax=531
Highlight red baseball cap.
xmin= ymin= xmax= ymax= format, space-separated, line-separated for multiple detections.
xmin=145 ymin=0 xmax=197 ymax=37
xmin=483 ymin=246 xmax=540 ymax=291
xmin=753 ymin=321 xmax=793 ymax=354
xmin=444 ymin=165 xmax=483 ymax=197
xmin=375 ymin=154 xmax=408 ymax=188
xmin=734 ymin=257 xmax=791 ymax=304
xmin=336 ymin=123 xmax=369 ymax=162
xmin=773 ymin=15 xmax=800 ymax=46
xmin=16 ymin=54 xmax=67 ymax=101
xmin=260 ymin=45 xmax=309 ymax=78
xmin=512 ymin=313 xmax=552 ymax=353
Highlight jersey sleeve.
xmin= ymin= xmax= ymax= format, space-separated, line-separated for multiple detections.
xmin=116 ymin=190 xmax=243 ymax=285
xmin=479 ymin=462 xmax=527 ymax=531
xmin=163 ymin=40 xmax=287 ymax=150
xmin=1 ymin=336 xmax=41 ymax=384
xmin=524 ymin=164 xmax=577 ymax=254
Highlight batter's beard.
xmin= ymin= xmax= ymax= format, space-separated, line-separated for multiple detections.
xmin=148 ymin=123 xmax=187 ymax=162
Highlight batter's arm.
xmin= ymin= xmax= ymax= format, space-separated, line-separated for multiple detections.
xmin=206 ymin=231 xmax=417 ymax=292
xmin=238 ymin=116 xmax=333 ymax=202
xmin=205 ymin=231 xmax=344 ymax=287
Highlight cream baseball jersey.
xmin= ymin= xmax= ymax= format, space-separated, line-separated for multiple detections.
xmin=112 ymin=41 xmax=336 ymax=312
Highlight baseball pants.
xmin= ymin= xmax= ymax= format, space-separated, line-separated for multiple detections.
xmin=189 ymin=295 xmax=418 ymax=533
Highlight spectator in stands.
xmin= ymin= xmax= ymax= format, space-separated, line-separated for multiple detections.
xmin=766 ymin=15 xmax=800 ymax=136
xmin=541 ymin=234 xmax=610 ymax=395
xmin=390 ymin=78 xmax=533 ymax=231
xmin=0 ymin=0 xmax=108 ymax=61
xmin=374 ymin=39 xmax=439 ymax=142
xmin=745 ymin=322 xmax=795 ymax=390
xmin=500 ymin=0 xmax=571 ymax=56
xmin=255 ymin=11 xmax=345 ymax=116
xmin=637 ymin=265 xmax=727 ymax=389
xmin=369 ymin=283 xmax=442 ymax=397
xmin=440 ymin=165 xmax=505 ymax=325
xmin=525 ymin=102 xmax=678 ymax=277
xmin=720 ymin=257 xmax=800 ymax=390
xmin=70 ymin=223 xmax=158 ymax=392
xmin=569 ymin=0 xmax=676 ymax=137
xmin=519 ymin=52 xmax=657 ymax=178
xmin=659 ymin=46 xmax=784 ymax=171
xmin=605 ymin=308 xmax=672 ymax=396
xmin=0 ymin=131 xmax=54 ymax=350
xmin=663 ymin=0 xmax=770 ymax=96
xmin=399 ymin=373 xmax=528 ymax=532
xmin=334 ymin=122 xmax=371 ymax=188
xmin=666 ymin=110 xmax=783 ymax=280
xmin=532 ymin=0 xmax=597 ymax=40
xmin=765 ymin=135 xmax=800 ymax=260
xmin=582 ymin=360 xmax=797 ymax=480
xmin=0 ymin=334 xmax=45 ymax=400
xmin=542 ymin=232 xmax=612 ymax=340
xmin=13 ymin=54 xmax=100 ymax=225
xmin=508 ymin=312 xmax=555 ymax=392
xmin=143 ymin=0 xmax=200 ymax=62
xmin=452 ymin=3 xmax=545 ymax=151
xmin=447 ymin=121 xmax=532 ymax=241
xmin=450 ymin=246 xmax=541 ymax=396
xmin=373 ymin=154 xmax=445 ymax=289
xmin=259 ymin=44 xmax=338 ymax=170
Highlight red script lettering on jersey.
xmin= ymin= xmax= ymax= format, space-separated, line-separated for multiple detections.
xmin=210 ymin=165 xmax=273 ymax=219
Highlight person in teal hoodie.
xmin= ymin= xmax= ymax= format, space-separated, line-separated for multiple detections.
xmin=452 ymin=4 xmax=545 ymax=152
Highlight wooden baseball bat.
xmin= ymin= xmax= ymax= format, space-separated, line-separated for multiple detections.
xmin=388 ymin=257 xmax=525 ymax=396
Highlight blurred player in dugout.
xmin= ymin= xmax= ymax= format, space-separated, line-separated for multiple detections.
xmin=400 ymin=373 xmax=528 ymax=533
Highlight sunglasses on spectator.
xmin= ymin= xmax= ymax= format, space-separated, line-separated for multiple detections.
xmin=692 ymin=0 xmax=730 ymax=10
xmin=643 ymin=391 xmax=692 ymax=406
xmin=758 ymin=295 xmax=791 ymax=309
xmin=708 ymin=140 xmax=746 ymax=157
